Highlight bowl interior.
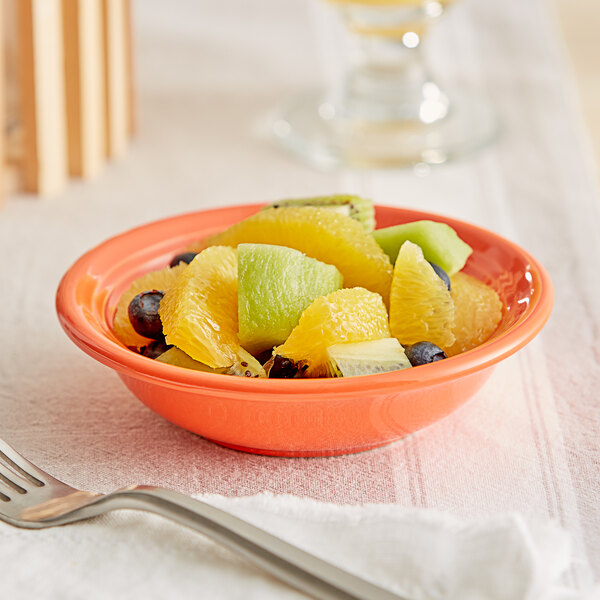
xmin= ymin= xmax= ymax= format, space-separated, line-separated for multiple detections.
xmin=57 ymin=203 xmax=552 ymax=395
xmin=375 ymin=211 xmax=538 ymax=341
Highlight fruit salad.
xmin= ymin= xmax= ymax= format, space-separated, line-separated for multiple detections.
xmin=112 ymin=196 xmax=503 ymax=378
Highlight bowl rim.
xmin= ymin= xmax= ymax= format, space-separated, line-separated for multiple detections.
xmin=55 ymin=203 xmax=554 ymax=398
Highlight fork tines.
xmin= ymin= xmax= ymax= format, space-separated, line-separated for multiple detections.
xmin=0 ymin=440 xmax=45 ymax=502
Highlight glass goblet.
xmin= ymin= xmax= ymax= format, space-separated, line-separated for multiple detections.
xmin=272 ymin=0 xmax=498 ymax=169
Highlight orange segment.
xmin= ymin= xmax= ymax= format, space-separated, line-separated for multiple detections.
xmin=275 ymin=287 xmax=390 ymax=377
xmin=112 ymin=263 xmax=187 ymax=348
xmin=187 ymin=207 xmax=393 ymax=303
xmin=444 ymin=272 xmax=503 ymax=356
xmin=159 ymin=246 xmax=239 ymax=368
xmin=389 ymin=241 xmax=455 ymax=349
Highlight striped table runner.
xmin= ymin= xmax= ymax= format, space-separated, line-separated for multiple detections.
xmin=0 ymin=0 xmax=598 ymax=595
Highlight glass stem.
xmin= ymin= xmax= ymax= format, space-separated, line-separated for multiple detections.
xmin=332 ymin=14 xmax=448 ymax=123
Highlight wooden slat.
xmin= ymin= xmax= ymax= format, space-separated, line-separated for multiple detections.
xmin=63 ymin=0 xmax=105 ymax=178
xmin=4 ymin=0 xmax=25 ymax=196
xmin=16 ymin=0 xmax=36 ymax=192
xmin=124 ymin=0 xmax=135 ymax=136
xmin=102 ymin=0 xmax=128 ymax=158
xmin=17 ymin=0 xmax=68 ymax=196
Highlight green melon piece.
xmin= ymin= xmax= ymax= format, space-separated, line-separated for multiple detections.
xmin=238 ymin=243 xmax=343 ymax=355
xmin=265 ymin=195 xmax=376 ymax=233
xmin=157 ymin=347 xmax=266 ymax=377
xmin=373 ymin=220 xmax=473 ymax=275
xmin=326 ymin=338 xmax=412 ymax=377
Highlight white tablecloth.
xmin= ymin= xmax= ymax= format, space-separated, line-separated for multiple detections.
xmin=1 ymin=0 xmax=599 ymax=597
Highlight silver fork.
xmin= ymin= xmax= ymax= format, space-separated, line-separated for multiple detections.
xmin=0 ymin=437 xmax=406 ymax=600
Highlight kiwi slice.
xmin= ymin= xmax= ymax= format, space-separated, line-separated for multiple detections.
xmin=373 ymin=220 xmax=472 ymax=275
xmin=156 ymin=347 xmax=220 ymax=372
xmin=326 ymin=338 xmax=412 ymax=377
xmin=265 ymin=195 xmax=376 ymax=233
xmin=157 ymin=347 xmax=266 ymax=378
xmin=226 ymin=348 xmax=268 ymax=378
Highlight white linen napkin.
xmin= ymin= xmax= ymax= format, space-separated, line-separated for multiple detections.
xmin=2 ymin=492 xmax=596 ymax=600
xmin=205 ymin=494 xmax=592 ymax=600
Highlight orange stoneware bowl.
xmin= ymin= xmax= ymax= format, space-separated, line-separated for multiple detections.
xmin=56 ymin=204 xmax=553 ymax=457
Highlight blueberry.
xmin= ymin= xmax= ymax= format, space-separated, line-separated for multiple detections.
xmin=169 ymin=252 xmax=197 ymax=267
xmin=254 ymin=349 xmax=275 ymax=365
xmin=429 ymin=262 xmax=451 ymax=291
xmin=128 ymin=290 xmax=164 ymax=339
xmin=267 ymin=355 xmax=300 ymax=379
xmin=405 ymin=341 xmax=447 ymax=366
xmin=139 ymin=338 xmax=172 ymax=359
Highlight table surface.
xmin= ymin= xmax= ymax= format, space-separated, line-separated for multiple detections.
xmin=1 ymin=0 xmax=599 ymax=597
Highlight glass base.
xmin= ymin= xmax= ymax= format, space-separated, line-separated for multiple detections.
xmin=271 ymin=90 xmax=499 ymax=169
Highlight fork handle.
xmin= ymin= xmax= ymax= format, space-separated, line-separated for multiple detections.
xmin=96 ymin=485 xmax=405 ymax=600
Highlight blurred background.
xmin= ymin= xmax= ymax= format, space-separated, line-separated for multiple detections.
xmin=552 ymin=0 xmax=600 ymax=168
xmin=1 ymin=0 xmax=597 ymax=208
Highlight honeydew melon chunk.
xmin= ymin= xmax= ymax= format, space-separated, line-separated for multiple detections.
xmin=265 ymin=195 xmax=376 ymax=233
xmin=157 ymin=347 xmax=266 ymax=378
xmin=373 ymin=220 xmax=472 ymax=275
xmin=326 ymin=338 xmax=412 ymax=377
xmin=238 ymin=243 xmax=343 ymax=355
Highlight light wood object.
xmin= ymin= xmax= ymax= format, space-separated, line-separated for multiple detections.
xmin=18 ymin=0 xmax=68 ymax=196
xmin=103 ymin=0 xmax=129 ymax=158
xmin=2 ymin=0 xmax=135 ymax=199
xmin=63 ymin=0 xmax=105 ymax=178
xmin=124 ymin=0 xmax=135 ymax=136
xmin=4 ymin=0 xmax=25 ymax=196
